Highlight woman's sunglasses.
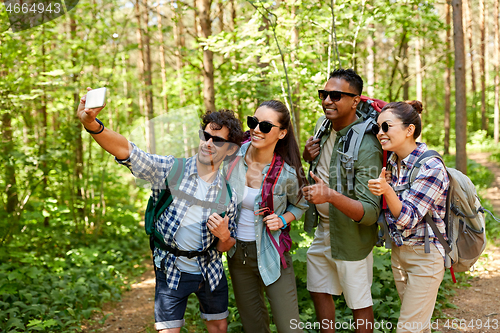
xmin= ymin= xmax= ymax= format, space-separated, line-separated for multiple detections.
xmin=318 ymin=90 xmax=358 ymax=102
xmin=375 ymin=121 xmax=409 ymax=133
xmin=198 ymin=130 xmax=229 ymax=147
xmin=247 ymin=116 xmax=282 ymax=134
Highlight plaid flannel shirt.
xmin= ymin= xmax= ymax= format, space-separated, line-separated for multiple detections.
xmin=385 ymin=143 xmax=449 ymax=254
xmin=116 ymin=143 xmax=237 ymax=291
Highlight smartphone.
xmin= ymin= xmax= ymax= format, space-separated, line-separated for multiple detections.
xmin=85 ymin=87 xmax=107 ymax=109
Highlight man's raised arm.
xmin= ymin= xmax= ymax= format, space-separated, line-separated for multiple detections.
xmin=77 ymin=87 xmax=132 ymax=160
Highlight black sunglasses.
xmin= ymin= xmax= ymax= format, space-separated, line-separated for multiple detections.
xmin=375 ymin=121 xmax=409 ymax=133
xmin=198 ymin=130 xmax=230 ymax=147
xmin=318 ymin=90 xmax=358 ymax=102
xmin=247 ymin=116 xmax=282 ymax=134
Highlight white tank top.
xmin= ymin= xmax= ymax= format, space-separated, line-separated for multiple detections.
xmin=237 ymin=186 xmax=260 ymax=241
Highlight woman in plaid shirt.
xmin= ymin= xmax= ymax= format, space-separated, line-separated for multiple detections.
xmin=368 ymin=100 xmax=450 ymax=333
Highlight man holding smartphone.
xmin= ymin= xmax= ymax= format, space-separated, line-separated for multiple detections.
xmin=77 ymin=88 xmax=244 ymax=333
xmin=302 ymin=70 xmax=382 ymax=333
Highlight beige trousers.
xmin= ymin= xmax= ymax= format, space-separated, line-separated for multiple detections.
xmin=391 ymin=243 xmax=445 ymax=333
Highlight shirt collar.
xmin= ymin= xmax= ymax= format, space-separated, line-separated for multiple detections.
xmin=388 ymin=142 xmax=427 ymax=169
xmin=337 ymin=116 xmax=363 ymax=137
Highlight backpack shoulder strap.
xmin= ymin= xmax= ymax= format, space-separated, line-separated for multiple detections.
xmin=409 ymin=150 xmax=443 ymax=183
xmin=407 ymin=150 xmax=450 ymax=254
xmin=154 ymin=158 xmax=186 ymax=221
xmin=337 ymin=119 xmax=374 ymax=194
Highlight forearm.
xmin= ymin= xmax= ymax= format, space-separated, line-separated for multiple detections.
xmin=216 ymin=236 xmax=236 ymax=252
xmin=85 ymin=120 xmax=132 ymax=160
xmin=383 ymin=187 xmax=402 ymax=219
xmin=326 ymin=188 xmax=365 ymax=221
xmin=281 ymin=211 xmax=296 ymax=224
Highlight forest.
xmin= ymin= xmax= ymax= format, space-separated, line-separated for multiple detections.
xmin=1 ymin=0 xmax=500 ymax=331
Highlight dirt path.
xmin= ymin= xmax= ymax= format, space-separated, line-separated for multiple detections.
xmin=81 ymin=259 xmax=155 ymax=332
xmin=439 ymin=152 xmax=500 ymax=333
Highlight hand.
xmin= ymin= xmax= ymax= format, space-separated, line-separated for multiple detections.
xmin=302 ymin=171 xmax=331 ymax=204
xmin=77 ymin=87 xmax=106 ymax=131
xmin=263 ymin=213 xmax=284 ymax=231
xmin=207 ymin=213 xmax=230 ymax=242
xmin=368 ymin=168 xmax=391 ymax=196
xmin=303 ymin=136 xmax=321 ymax=162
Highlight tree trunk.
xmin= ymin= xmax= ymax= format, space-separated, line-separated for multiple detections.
xmin=157 ymin=3 xmax=169 ymax=114
xmin=402 ymin=36 xmax=409 ymax=101
xmin=143 ymin=0 xmax=156 ymax=153
xmin=198 ymin=0 xmax=216 ymax=112
xmin=135 ymin=0 xmax=145 ymax=117
xmin=453 ymin=0 xmax=467 ymax=173
xmin=218 ymin=0 xmax=224 ymax=33
xmin=291 ymin=1 xmax=300 ymax=144
xmin=366 ymin=23 xmax=375 ymax=97
xmin=229 ymin=0 xmax=241 ymax=118
xmin=444 ymin=1 xmax=452 ymax=155
xmin=174 ymin=2 xmax=186 ymax=106
xmin=2 ymin=111 xmax=18 ymax=214
xmin=135 ymin=0 xmax=156 ymax=153
xmin=495 ymin=0 xmax=500 ymax=143
xmin=465 ymin=0 xmax=477 ymax=128
xmin=38 ymin=37 xmax=49 ymax=226
xmin=70 ymin=13 xmax=85 ymax=224
xmin=480 ymin=0 xmax=487 ymax=131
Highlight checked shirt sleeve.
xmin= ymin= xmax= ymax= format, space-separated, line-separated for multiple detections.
xmin=115 ymin=142 xmax=175 ymax=188
xmin=390 ymin=157 xmax=449 ymax=237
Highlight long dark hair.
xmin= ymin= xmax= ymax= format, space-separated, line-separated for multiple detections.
xmin=258 ymin=100 xmax=308 ymax=191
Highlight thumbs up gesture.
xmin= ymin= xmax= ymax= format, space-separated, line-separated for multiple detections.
xmin=368 ymin=167 xmax=391 ymax=196
xmin=302 ymin=171 xmax=331 ymax=204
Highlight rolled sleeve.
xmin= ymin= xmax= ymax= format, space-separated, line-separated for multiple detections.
xmin=285 ymin=172 xmax=308 ymax=221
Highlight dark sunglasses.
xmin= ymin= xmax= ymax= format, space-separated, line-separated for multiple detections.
xmin=375 ymin=121 xmax=409 ymax=133
xmin=318 ymin=90 xmax=358 ymax=102
xmin=198 ymin=130 xmax=230 ymax=147
xmin=247 ymin=116 xmax=282 ymax=134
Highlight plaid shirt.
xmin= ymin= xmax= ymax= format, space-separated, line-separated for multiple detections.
xmin=385 ymin=143 xmax=449 ymax=254
xmin=117 ymin=143 xmax=237 ymax=291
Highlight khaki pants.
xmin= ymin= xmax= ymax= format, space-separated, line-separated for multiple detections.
xmin=228 ymin=240 xmax=303 ymax=333
xmin=391 ymin=243 xmax=445 ymax=333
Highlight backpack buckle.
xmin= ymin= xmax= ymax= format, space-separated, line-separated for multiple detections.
xmin=216 ymin=203 xmax=226 ymax=213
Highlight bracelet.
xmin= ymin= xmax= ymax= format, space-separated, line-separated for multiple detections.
xmin=84 ymin=118 xmax=105 ymax=134
xmin=279 ymin=215 xmax=287 ymax=230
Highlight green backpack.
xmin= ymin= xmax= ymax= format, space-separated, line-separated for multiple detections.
xmin=144 ymin=158 xmax=233 ymax=255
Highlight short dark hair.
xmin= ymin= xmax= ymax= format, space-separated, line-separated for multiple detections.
xmin=328 ymin=69 xmax=363 ymax=95
xmin=201 ymin=109 xmax=244 ymax=147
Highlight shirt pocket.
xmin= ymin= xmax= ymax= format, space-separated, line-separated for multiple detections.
xmin=272 ymin=193 xmax=287 ymax=214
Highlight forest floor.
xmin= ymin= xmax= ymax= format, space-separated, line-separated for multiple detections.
xmin=81 ymin=152 xmax=500 ymax=333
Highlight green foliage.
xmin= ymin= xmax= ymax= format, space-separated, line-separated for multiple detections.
xmin=0 ymin=176 xmax=149 ymax=332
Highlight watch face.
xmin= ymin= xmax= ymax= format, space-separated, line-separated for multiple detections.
xmin=85 ymin=87 xmax=107 ymax=109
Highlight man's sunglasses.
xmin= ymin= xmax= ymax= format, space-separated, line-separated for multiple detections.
xmin=198 ymin=130 xmax=230 ymax=147
xmin=318 ymin=90 xmax=358 ymax=102
xmin=247 ymin=116 xmax=282 ymax=134
xmin=375 ymin=121 xmax=409 ymax=133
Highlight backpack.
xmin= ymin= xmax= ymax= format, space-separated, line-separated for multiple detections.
xmin=386 ymin=150 xmax=499 ymax=280
xmin=144 ymin=158 xmax=233 ymax=256
xmin=226 ymin=148 xmax=293 ymax=269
